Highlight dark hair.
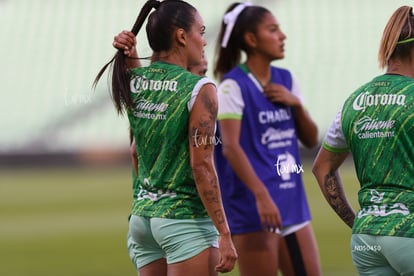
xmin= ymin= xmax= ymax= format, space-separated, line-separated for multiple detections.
xmin=213 ymin=3 xmax=270 ymax=80
xmin=93 ymin=0 xmax=197 ymax=115
xmin=379 ymin=6 xmax=414 ymax=69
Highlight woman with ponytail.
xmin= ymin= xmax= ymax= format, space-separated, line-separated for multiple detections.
xmin=213 ymin=2 xmax=321 ymax=275
xmin=94 ymin=1 xmax=237 ymax=275
xmin=313 ymin=6 xmax=414 ymax=275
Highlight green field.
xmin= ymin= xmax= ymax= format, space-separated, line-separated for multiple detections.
xmin=0 ymin=161 xmax=360 ymax=275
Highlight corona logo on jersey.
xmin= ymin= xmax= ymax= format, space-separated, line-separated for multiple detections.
xmin=352 ymin=91 xmax=406 ymax=112
xmin=130 ymin=76 xmax=178 ymax=93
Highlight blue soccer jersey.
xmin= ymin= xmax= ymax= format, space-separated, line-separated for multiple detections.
xmin=215 ymin=64 xmax=311 ymax=234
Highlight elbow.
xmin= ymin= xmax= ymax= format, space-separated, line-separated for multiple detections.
xmin=191 ymin=157 xmax=213 ymax=181
xmin=297 ymin=124 xmax=319 ymax=149
xmin=129 ymin=143 xmax=136 ymax=157
xmin=311 ymin=157 xmax=324 ymax=179
xmin=312 ymin=157 xmax=336 ymax=185
xmin=303 ymin=128 xmax=319 ymax=149
xmin=303 ymin=138 xmax=319 ymax=149
xmin=311 ymin=163 xmax=319 ymax=178
xmin=311 ymin=163 xmax=326 ymax=191
xmin=309 ymin=131 xmax=319 ymax=148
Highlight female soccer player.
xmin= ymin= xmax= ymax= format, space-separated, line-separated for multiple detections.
xmin=94 ymin=1 xmax=237 ymax=275
xmin=313 ymin=5 xmax=414 ymax=276
xmin=213 ymin=2 xmax=321 ymax=275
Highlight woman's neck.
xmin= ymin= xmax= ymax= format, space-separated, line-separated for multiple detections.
xmin=158 ymin=49 xmax=188 ymax=69
xmin=246 ymin=58 xmax=272 ymax=86
xmin=386 ymin=60 xmax=414 ymax=78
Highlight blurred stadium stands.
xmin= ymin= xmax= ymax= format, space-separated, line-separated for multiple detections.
xmin=0 ymin=0 xmax=409 ymax=167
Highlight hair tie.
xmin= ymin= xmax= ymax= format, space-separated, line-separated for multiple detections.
xmin=221 ymin=2 xmax=252 ymax=48
xmin=396 ymin=37 xmax=414 ymax=45
xmin=153 ymin=0 xmax=161 ymax=9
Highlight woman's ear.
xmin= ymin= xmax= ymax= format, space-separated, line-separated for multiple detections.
xmin=244 ymin=32 xmax=257 ymax=48
xmin=176 ymin=28 xmax=186 ymax=47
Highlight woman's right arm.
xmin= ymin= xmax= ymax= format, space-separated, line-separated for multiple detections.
xmin=219 ymin=119 xmax=282 ymax=232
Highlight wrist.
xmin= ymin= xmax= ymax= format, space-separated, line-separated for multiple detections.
xmin=252 ymin=184 xmax=268 ymax=198
xmin=219 ymin=231 xmax=231 ymax=237
xmin=128 ymin=47 xmax=138 ymax=58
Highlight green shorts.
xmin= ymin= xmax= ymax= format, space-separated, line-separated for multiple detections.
xmin=128 ymin=215 xmax=218 ymax=269
xmin=351 ymin=234 xmax=414 ymax=276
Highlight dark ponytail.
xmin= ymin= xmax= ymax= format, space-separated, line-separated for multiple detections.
xmin=213 ymin=3 xmax=270 ymax=81
xmin=93 ymin=0 xmax=160 ymax=115
xmin=213 ymin=3 xmax=242 ymax=81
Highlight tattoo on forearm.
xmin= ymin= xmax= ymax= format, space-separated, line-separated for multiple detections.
xmin=203 ymin=189 xmax=219 ymax=203
xmin=324 ymin=171 xmax=355 ymax=227
xmin=214 ymin=209 xmax=225 ymax=224
xmin=191 ymin=90 xmax=225 ymax=225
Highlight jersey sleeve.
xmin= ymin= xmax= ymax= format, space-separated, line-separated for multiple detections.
xmin=187 ymin=77 xmax=216 ymax=112
xmin=217 ymin=79 xmax=244 ymax=120
xmin=291 ymin=74 xmax=304 ymax=105
xmin=322 ymin=108 xmax=350 ymax=152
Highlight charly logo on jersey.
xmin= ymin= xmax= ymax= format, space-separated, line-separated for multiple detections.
xmin=357 ymin=189 xmax=409 ymax=218
xmin=130 ymin=76 xmax=178 ymax=93
xmin=274 ymin=152 xmax=303 ymax=189
xmin=353 ymin=115 xmax=395 ymax=139
xmin=261 ymin=127 xmax=295 ymax=149
xmin=258 ymin=109 xmax=291 ymax=124
xmin=352 ymin=91 xmax=406 ymax=112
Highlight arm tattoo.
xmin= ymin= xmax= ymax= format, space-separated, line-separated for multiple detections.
xmin=191 ymin=88 xmax=225 ymax=226
xmin=190 ymin=90 xmax=218 ymax=149
xmin=200 ymin=88 xmax=218 ymax=121
xmin=214 ymin=210 xmax=225 ymax=224
xmin=324 ymin=171 xmax=355 ymax=228
xmin=203 ymin=188 xmax=219 ymax=203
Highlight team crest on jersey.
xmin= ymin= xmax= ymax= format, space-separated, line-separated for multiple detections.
xmin=357 ymin=189 xmax=410 ymax=218
xmin=136 ymin=178 xmax=177 ymax=201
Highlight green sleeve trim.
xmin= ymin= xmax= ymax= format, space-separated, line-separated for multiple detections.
xmin=218 ymin=113 xmax=242 ymax=120
xmin=322 ymin=141 xmax=349 ymax=153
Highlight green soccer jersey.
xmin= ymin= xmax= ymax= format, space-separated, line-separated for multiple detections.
xmin=324 ymin=74 xmax=414 ymax=238
xmin=127 ymin=61 xmax=214 ymax=219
